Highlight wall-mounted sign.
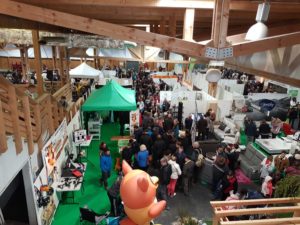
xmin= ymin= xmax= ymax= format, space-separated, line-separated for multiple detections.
xmin=259 ymin=99 xmax=276 ymax=112
xmin=73 ymin=129 xmax=87 ymax=145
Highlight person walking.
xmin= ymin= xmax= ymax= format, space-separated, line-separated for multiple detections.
xmin=197 ymin=115 xmax=208 ymax=140
xmin=182 ymin=155 xmax=195 ymax=197
xmin=157 ymin=157 xmax=172 ymax=210
xmin=107 ymin=176 xmax=122 ymax=217
xmin=167 ymin=155 xmax=181 ymax=197
xmin=244 ymin=118 xmax=257 ymax=144
xmin=137 ymin=144 xmax=149 ymax=171
xmin=100 ymin=149 xmax=112 ymax=189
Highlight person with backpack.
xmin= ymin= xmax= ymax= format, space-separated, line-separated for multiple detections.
xmin=192 ymin=141 xmax=204 ymax=184
xmin=157 ymin=157 xmax=172 ymax=210
xmin=167 ymin=155 xmax=182 ymax=198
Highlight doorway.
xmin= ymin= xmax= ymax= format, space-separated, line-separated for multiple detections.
xmin=0 ymin=171 xmax=29 ymax=225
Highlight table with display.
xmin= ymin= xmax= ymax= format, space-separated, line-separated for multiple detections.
xmin=74 ymin=135 xmax=93 ymax=159
xmin=53 ymin=163 xmax=87 ymax=204
xmin=255 ymin=138 xmax=291 ymax=155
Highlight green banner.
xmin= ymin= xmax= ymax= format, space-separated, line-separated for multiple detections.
xmin=288 ymin=89 xmax=298 ymax=97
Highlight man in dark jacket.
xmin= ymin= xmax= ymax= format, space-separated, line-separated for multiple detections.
xmin=258 ymin=120 xmax=271 ymax=139
xmin=184 ymin=114 xmax=193 ymax=131
xmin=244 ymin=119 xmax=257 ymax=143
xmin=140 ymin=130 xmax=153 ymax=151
xmin=197 ymin=116 xmax=208 ymax=140
xmin=157 ymin=157 xmax=172 ymax=210
xmin=107 ymin=176 xmax=122 ymax=216
xmin=182 ymin=155 xmax=195 ymax=196
xmin=151 ymin=135 xmax=166 ymax=169
xmin=163 ymin=113 xmax=174 ymax=132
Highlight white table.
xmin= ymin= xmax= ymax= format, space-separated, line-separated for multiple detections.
xmin=53 ymin=163 xmax=87 ymax=203
xmin=255 ymin=138 xmax=291 ymax=154
xmin=74 ymin=135 xmax=93 ymax=158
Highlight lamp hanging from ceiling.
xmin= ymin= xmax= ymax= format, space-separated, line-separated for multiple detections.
xmin=245 ymin=2 xmax=270 ymax=41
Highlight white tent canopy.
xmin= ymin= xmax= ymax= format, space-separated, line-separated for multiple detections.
xmin=69 ymin=62 xmax=103 ymax=79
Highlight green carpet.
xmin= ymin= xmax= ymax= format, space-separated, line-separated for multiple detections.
xmin=52 ymin=123 xmax=121 ymax=225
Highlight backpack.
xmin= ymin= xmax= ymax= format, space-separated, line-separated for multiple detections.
xmin=195 ymin=148 xmax=204 ymax=167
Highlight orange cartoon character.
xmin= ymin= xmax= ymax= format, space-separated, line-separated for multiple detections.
xmin=120 ymin=161 xmax=166 ymax=225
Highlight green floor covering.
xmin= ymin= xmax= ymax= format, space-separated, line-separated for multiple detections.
xmin=52 ymin=123 xmax=121 ymax=225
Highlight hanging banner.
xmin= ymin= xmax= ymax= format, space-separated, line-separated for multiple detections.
xmin=130 ymin=109 xmax=140 ymax=135
xmin=42 ymin=119 xmax=68 ymax=174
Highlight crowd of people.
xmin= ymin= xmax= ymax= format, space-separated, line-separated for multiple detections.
xmin=96 ymin=70 xmax=300 ymax=220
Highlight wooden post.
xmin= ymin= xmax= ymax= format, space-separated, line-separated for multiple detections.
xmin=46 ymin=95 xmax=55 ymax=135
xmin=24 ymin=46 xmax=29 ymax=81
xmin=141 ymin=45 xmax=145 ymax=63
xmin=154 ymin=23 xmax=159 ymax=33
xmin=33 ymin=104 xmax=41 ymax=142
xmin=0 ymin=100 xmax=8 ymax=153
xmin=150 ymin=24 xmax=154 ymax=33
xmin=183 ymin=8 xmax=195 ymax=41
xmin=32 ymin=30 xmax=43 ymax=95
xmin=8 ymin=86 xmax=23 ymax=154
xmin=20 ymin=46 xmax=27 ymax=80
xmin=58 ymin=46 xmax=65 ymax=86
xmin=169 ymin=15 xmax=177 ymax=37
xmin=51 ymin=46 xmax=57 ymax=70
xmin=22 ymin=95 xmax=34 ymax=154
xmin=93 ymin=48 xmax=98 ymax=69
xmin=51 ymin=98 xmax=59 ymax=128
xmin=160 ymin=18 xmax=166 ymax=35
xmin=208 ymin=82 xmax=218 ymax=97
xmin=211 ymin=0 xmax=230 ymax=48
xmin=64 ymin=47 xmax=70 ymax=83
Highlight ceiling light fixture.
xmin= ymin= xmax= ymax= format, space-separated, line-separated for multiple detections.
xmin=245 ymin=2 xmax=270 ymax=41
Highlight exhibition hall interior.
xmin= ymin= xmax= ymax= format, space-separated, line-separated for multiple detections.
xmin=1 ymin=0 xmax=300 ymax=225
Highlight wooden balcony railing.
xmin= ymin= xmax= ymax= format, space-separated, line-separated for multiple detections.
xmin=211 ymin=197 xmax=300 ymax=225
xmin=0 ymin=76 xmax=84 ymax=155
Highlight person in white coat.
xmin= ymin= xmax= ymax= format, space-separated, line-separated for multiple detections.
xmin=167 ymin=155 xmax=182 ymax=197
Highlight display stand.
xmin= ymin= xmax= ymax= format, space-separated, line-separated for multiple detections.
xmin=88 ymin=117 xmax=102 ymax=140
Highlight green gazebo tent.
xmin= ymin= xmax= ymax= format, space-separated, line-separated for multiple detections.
xmin=81 ymin=80 xmax=137 ymax=111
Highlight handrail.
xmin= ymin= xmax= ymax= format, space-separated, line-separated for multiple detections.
xmin=0 ymin=76 xmax=82 ymax=154
xmin=211 ymin=197 xmax=300 ymax=207
xmin=211 ymin=198 xmax=300 ymax=225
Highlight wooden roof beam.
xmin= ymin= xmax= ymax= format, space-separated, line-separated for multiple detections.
xmin=15 ymin=0 xmax=215 ymax=9
xmin=232 ymin=31 xmax=300 ymax=57
xmin=0 ymin=0 xmax=206 ymax=58
xmin=14 ymin=0 xmax=300 ymax=12
xmin=211 ymin=0 xmax=230 ymax=48
xmin=225 ymin=62 xmax=300 ymax=88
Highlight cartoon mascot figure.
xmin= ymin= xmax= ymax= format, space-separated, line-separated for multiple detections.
xmin=120 ymin=161 xmax=166 ymax=225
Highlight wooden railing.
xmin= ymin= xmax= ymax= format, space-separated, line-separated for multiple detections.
xmin=0 ymin=76 xmax=84 ymax=155
xmin=211 ymin=197 xmax=300 ymax=225
xmin=44 ymin=81 xmax=62 ymax=94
